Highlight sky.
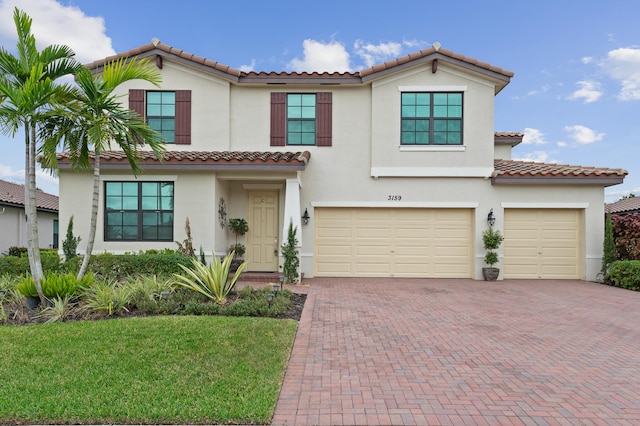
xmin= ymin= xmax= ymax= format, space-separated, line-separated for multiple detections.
xmin=0 ymin=0 xmax=639 ymax=203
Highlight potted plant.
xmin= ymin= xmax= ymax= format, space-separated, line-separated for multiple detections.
xmin=482 ymin=227 xmax=504 ymax=281
xmin=228 ymin=218 xmax=249 ymax=271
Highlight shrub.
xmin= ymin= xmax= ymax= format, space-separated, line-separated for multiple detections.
xmin=16 ymin=276 xmax=38 ymax=297
xmin=611 ymin=213 xmax=640 ymax=260
xmin=87 ymin=252 xmax=194 ymax=280
xmin=482 ymin=227 xmax=503 ymax=267
xmin=281 ymin=221 xmax=299 ymax=283
xmin=173 ymin=253 xmax=247 ymax=305
xmin=41 ymin=272 xmax=95 ymax=298
xmin=606 ymin=260 xmax=640 ymax=291
xmin=82 ymin=281 xmax=133 ymax=316
xmin=62 ymin=216 xmax=81 ymax=261
xmin=0 ymin=252 xmax=62 ymax=276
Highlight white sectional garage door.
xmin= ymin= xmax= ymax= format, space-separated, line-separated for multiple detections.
xmin=503 ymin=209 xmax=582 ymax=279
xmin=314 ymin=208 xmax=473 ymax=278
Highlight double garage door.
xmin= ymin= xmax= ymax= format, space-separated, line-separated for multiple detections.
xmin=314 ymin=207 xmax=582 ymax=279
xmin=314 ymin=208 xmax=473 ymax=277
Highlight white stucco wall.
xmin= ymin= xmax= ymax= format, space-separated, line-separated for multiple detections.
xmin=0 ymin=205 xmax=57 ymax=253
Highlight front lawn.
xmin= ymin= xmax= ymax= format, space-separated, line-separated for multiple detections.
xmin=0 ymin=315 xmax=297 ymax=425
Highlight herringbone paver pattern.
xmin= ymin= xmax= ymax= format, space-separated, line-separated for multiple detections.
xmin=272 ymin=279 xmax=640 ymax=425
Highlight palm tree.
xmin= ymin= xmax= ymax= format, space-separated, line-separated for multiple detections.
xmin=41 ymin=57 xmax=166 ymax=279
xmin=0 ymin=8 xmax=81 ymax=303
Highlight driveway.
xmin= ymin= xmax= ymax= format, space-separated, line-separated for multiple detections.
xmin=272 ymin=278 xmax=640 ymax=425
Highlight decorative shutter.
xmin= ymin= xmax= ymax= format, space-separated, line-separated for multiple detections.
xmin=270 ymin=92 xmax=286 ymax=146
xmin=175 ymin=90 xmax=191 ymax=145
xmin=316 ymin=92 xmax=332 ymax=146
xmin=129 ymin=89 xmax=145 ymax=120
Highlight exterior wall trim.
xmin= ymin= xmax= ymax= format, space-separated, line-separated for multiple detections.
xmin=501 ymin=202 xmax=590 ymax=209
xmin=371 ymin=167 xmax=493 ymax=178
xmin=397 ymin=85 xmax=468 ymax=92
xmin=311 ymin=201 xmax=480 ymax=208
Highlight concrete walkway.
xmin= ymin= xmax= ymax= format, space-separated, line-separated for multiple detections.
xmin=272 ymin=278 xmax=640 ymax=425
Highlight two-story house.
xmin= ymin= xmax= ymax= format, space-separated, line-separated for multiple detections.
xmin=56 ymin=40 xmax=627 ymax=281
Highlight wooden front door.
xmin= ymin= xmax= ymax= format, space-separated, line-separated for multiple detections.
xmin=246 ymin=191 xmax=279 ymax=272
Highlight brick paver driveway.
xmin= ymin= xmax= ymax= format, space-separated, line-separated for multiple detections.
xmin=272 ymin=278 xmax=640 ymax=425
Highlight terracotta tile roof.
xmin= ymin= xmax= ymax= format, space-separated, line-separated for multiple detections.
xmin=494 ymin=132 xmax=524 ymax=138
xmin=359 ymin=45 xmax=514 ymax=79
xmin=0 ymin=179 xmax=59 ymax=212
xmin=606 ymin=197 xmax=640 ymax=214
xmin=493 ymin=160 xmax=627 ymax=186
xmin=494 ymin=132 xmax=524 ymax=146
xmin=56 ymin=150 xmax=311 ymax=171
xmin=86 ymin=40 xmax=512 ymax=89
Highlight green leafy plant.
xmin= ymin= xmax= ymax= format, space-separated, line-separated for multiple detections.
xmin=40 ymin=272 xmax=94 ymax=298
xmin=16 ymin=276 xmax=38 ymax=297
xmin=129 ymin=275 xmax=175 ymax=306
xmin=82 ymin=281 xmax=133 ymax=316
xmin=281 ymin=221 xmax=300 ymax=284
xmin=36 ymin=295 xmax=76 ymax=323
xmin=603 ymin=212 xmax=615 ymax=272
xmin=482 ymin=227 xmax=504 ymax=267
xmin=605 ymin=260 xmax=640 ymax=291
xmin=173 ymin=252 xmax=247 ymax=305
xmin=62 ymin=215 xmax=81 ymax=261
xmin=228 ymin=218 xmax=249 ymax=259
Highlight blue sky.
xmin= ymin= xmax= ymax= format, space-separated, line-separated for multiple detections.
xmin=0 ymin=0 xmax=638 ymax=202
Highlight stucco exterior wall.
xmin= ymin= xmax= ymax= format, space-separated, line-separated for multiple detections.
xmin=0 ymin=206 xmax=57 ymax=253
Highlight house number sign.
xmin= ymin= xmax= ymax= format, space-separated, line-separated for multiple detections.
xmin=388 ymin=195 xmax=402 ymax=201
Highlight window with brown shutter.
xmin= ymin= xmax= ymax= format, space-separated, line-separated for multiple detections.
xmin=128 ymin=89 xmax=191 ymax=145
xmin=270 ymin=92 xmax=332 ymax=146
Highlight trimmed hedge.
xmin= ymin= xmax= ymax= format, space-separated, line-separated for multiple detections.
xmin=0 ymin=251 xmax=195 ymax=279
xmin=605 ymin=260 xmax=640 ymax=291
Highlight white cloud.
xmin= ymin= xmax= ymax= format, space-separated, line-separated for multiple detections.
xmin=567 ymin=80 xmax=603 ymax=103
xmin=287 ymin=39 xmax=351 ymax=73
xmin=353 ymin=39 xmax=402 ymax=68
xmin=0 ymin=163 xmax=59 ymax=194
xmin=512 ymin=151 xmax=557 ymax=163
xmin=601 ymin=47 xmax=640 ymax=100
xmin=581 ymin=56 xmax=593 ymax=64
xmin=0 ymin=0 xmax=115 ymax=64
xmin=239 ymin=60 xmax=256 ymax=73
xmin=527 ymin=84 xmax=550 ymax=96
xmin=521 ymin=128 xmax=548 ymax=145
xmin=564 ymin=125 xmax=605 ymax=144
xmin=557 ymin=141 xmax=568 ymax=147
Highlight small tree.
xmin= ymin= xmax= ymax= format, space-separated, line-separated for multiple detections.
xmin=62 ymin=216 xmax=81 ymax=261
xmin=482 ymin=227 xmax=503 ymax=268
xmin=228 ymin=218 xmax=248 ymax=258
xmin=175 ymin=217 xmax=195 ymax=257
xmin=603 ymin=212 xmax=615 ymax=272
xmin=281 ymin=221 xmax=300 ymax=284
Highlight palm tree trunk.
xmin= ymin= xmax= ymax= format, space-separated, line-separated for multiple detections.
xmin=25 ymin=123 xmax=45 ymax=303
xmin=77 ymin=152 xmax=100 ymax=280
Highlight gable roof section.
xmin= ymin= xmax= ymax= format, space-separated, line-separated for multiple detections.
xmin=606 ymin=197 xmax=640 ymax=214
xmin=0 ymin=179 xmax=59 ymax=212
xmin=494 ymin=132 xmax=524 ymax=147
xmin=85 ymin=40 xmax=513 ymax=91
xmin=493 ymin=160 xmax=627 ymax=187
xmin=56 ymin=150 xmax=311 ymax=172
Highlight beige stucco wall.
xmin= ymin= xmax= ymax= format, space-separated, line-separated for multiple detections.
xmin=0 ymin=205 xmax=57 ymax=253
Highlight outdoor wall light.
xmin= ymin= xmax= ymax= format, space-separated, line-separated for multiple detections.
xmin=302 ymin=208 xmax=310 ymax=225
xmin=487 ymin=209 xmax=496 ymax=227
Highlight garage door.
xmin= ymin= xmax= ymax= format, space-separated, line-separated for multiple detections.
xmin=503 ymin=209 xmax=582 ymax=279
xmin=314 ymin=208 xmax=473 ymax=277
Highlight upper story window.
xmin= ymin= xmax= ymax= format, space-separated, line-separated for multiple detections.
xmin=146 ymin=92 xmax=176 ymax=143
xmin=401 ymin=92 xmax=463 ymax=145
xmin=129 ymin=89 xmax=191 ymax=145
xmin=104 ymin=181 xmax=174 ymax=241
xmin=287 ymin=94 xmax=316 ymax=145
xmin=270 ymin=92 xmax=332 ymax=146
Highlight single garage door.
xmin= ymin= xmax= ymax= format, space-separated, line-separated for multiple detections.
xmin=314 ymin=207 xmax=473 ymax=278
xmin=503 ymin=209 xmax=582 ymax=279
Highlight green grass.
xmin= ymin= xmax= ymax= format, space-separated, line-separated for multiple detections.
xmin=0 ymin=316 xmax=298 ymax=424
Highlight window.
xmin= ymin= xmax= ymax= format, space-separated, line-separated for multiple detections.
xmin=401 ymin=92 xmax=462 ymax=145
xmin=270 ymin=92 xmax=332 ymax=146
xmin=147 ymin=92 xmax=175 ymax=143
xmin=53 ymin=220 xmax=59 ymax=249
xmin=129 ymin=89 xmax=191 ymax=145
xmin=104 ymin=182 xmax=174 ymax=241
xmin=287 ymin=94 xmax=316 ymax=145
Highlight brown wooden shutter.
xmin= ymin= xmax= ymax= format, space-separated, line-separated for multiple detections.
xmin=175 ymin=90 xmax=191 ymax=145
xmin=129 ymin=89 xmax=145 ymax=120
xmin=316 ymin=92 xmax=332 ymax=146
xmin=270 ymin=92 xmax=286 ymax=146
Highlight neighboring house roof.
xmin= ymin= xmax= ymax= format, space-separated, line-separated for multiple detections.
xmin=494 ymin=132 xmax=524 ymax=147
xmin=605 ymin=197 xmax=640 ymax=214
xmin=492 ymin=160 xmax=627 ymax=187
xmin=85 ymin=40 xmax=513 ymax=93
xmin=56 ymin=150 xmax=311 ymax=171
xmin=0 ymin=179 xmax=59 ymax=212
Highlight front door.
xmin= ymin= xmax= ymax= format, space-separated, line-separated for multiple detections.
xmin=246 ymin=191 xmax=279 ymax=272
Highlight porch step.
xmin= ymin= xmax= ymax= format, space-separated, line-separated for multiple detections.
xmin=237 ymin=271 xmax=282 ymax=283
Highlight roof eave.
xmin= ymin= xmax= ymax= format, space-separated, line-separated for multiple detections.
xmin=57 ymin=161 xmax=308 ymax=172
xmin=492 ymin=176 xmax=626 ymax=187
